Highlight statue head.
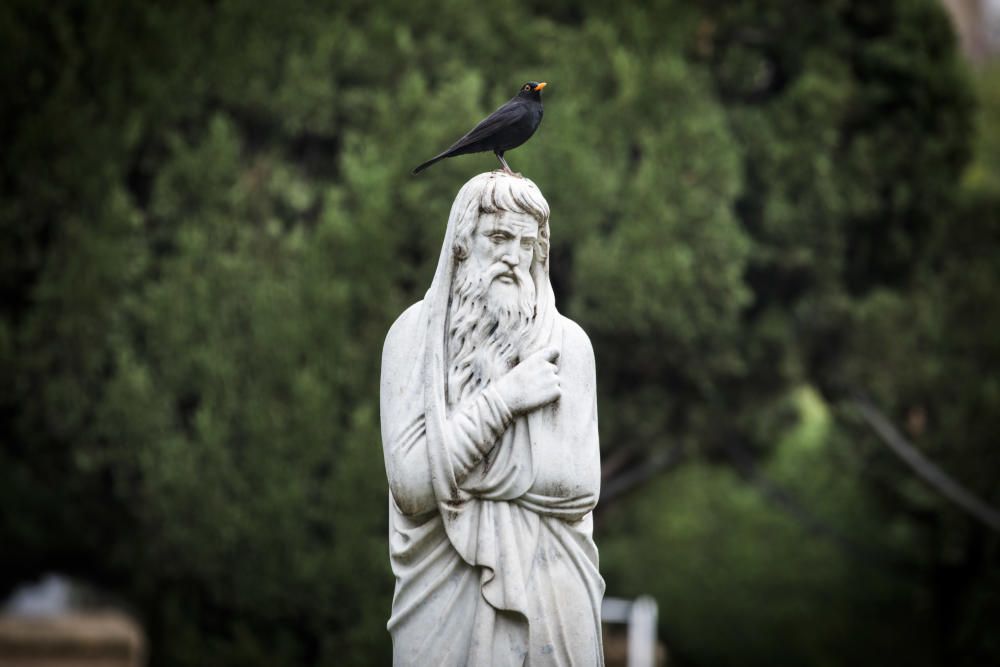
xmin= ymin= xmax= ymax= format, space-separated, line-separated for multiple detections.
xmin=451 ymin=172 xmax=550 ymax=267
xmin=450 ymin=172 xmax=550 ymax=316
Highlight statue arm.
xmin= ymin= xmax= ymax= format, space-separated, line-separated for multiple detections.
xmin=524 ymin=318 xmax=602 ymax=510
xmin=380 ymin=304 xmax=514 ymax=516
xmin=382 ymin=390 xmax=513 ymax=516
xmin=447 ymin=385 xmax=514 ymax=473
xmin=560 ymin=320 xmax=602 ymax=502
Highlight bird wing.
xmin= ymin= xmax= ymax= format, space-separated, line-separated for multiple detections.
xmin=443 ymin=99 xmax=529 ymax=153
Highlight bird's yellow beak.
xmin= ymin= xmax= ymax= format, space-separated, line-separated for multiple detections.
xmin=533 ymin=82 xmax=547 ymax=91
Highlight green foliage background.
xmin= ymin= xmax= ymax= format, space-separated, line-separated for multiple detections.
xmin=2 ymin=1 xmax=998 ymax=665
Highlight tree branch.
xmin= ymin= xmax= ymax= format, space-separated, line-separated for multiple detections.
xmin=725 ymin=440 xmax=919 ymax=575
xmin=852 ymin=393 xmax=1000 ymax=533
xmin=599 ymin=446 xmax=684 ymax=508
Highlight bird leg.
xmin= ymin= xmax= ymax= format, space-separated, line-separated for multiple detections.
xmin=495 ymin=151 xmax=517 ymax=176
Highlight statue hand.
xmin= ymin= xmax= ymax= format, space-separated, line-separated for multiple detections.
xmin=495 ymin=346 xmax=561 ymax=415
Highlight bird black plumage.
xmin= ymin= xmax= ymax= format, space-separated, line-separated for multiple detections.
xmin=412 ymin=81 xmax=547 ymax=175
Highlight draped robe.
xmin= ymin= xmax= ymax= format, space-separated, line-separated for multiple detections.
xmin=379 ymin=174 xmax=605 ymax=666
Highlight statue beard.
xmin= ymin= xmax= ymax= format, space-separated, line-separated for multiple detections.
xmin=446 ymin=260 xmax=537 ymax=407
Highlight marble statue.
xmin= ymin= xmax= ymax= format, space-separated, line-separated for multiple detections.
xmin=379 ymin=171 xmax=605 ymax=666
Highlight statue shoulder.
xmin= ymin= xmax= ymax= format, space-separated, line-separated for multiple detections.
xmin=382 ymin=300 xmax=424 ymax=360
xmin=557 ymin=314 xmax=595 ymax=365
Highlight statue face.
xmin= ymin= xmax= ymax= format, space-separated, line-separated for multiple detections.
xmin=469 ymin=211 xmax=538 ymax=303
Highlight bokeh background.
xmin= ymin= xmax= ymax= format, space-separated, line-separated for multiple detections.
xmin=2 ymin=0 xmax=999 ymax=665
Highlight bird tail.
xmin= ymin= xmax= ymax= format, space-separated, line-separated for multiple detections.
xmin=412 ymin=153 xmax=447 ymax=175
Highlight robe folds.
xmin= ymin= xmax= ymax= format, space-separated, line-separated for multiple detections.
xmin=379 ymin=173 xmax=605 ymax=666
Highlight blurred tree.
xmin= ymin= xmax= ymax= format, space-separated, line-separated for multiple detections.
xmin=1 ymin=0 xmax=996 ymax=666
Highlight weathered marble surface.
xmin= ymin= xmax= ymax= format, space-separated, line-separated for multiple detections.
xmin=380 ymin=171 xmax=604 ymax=666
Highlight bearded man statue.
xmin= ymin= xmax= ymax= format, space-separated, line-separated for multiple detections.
xmin=379 ymin=171 xmax=604 ymax=666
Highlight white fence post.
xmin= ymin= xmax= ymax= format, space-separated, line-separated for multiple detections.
xmin=602 ymin=595 xmax=659 ymax=667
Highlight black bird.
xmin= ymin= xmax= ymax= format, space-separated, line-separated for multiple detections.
xmin=413 ymin=81 xmax=547 ymax=175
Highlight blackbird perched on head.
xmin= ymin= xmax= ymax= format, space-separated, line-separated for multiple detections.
xmin=412 ymin=81 xmax=547 ymax=175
